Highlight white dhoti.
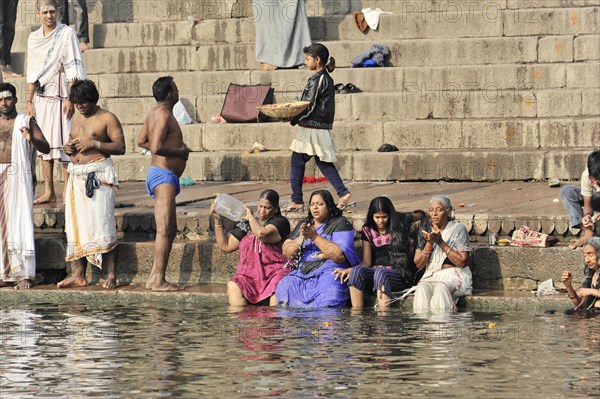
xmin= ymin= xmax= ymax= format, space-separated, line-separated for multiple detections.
xmin=0 ymin=114 xmax=37 ymax=282
xmin=65 ymin=158 xmax=118 ymax=268
xmin=27 ymin=24 xmax=86 ymax=162
xmin=35 ymin=86 xmax=71 ymax=162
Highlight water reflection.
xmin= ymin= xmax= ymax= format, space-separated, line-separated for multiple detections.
xmin=1 ymin=304 xmax=598 ymax=398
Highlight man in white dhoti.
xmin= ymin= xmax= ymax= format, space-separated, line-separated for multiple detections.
xmin=58 ymin=79 xmax=125 ymax=289
xmin=25 ymin=0 xmax=86 ymax=205
xmin=0 ymin=83 xmax=50 ymax=289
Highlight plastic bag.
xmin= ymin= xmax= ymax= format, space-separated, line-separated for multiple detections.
xmin=174 ymin=100 xmax=193 ymax=125
xmin=534 ymin=279 xmax=558 ymax=296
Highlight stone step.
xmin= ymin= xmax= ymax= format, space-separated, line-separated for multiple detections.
xmin=16 ymin=0 xmax=354 ymax=25
xmin=101 ymin=149 xmax=588 ymax=182
xmin=118 ymin=117 xmax=600 ymax=154
xmin=33 ymin=205 xmax=577 ymax=242
xmin=32 ymin=237 xmax=585 ymax=292
xmin=354 ymin=0 xmax=600 ymax=12
xmin=12 ymin=6 xmax=600 ymax=55
xmin=10 ymin=30 xmax=599 ymax=76
xmin=16 ymin=0 xmax=600 ymax=29
xmin=30 ymin=178 xmax=582 ymax=243
xmin=0 ymin=285 xmax=579 ymax=311
xmin=11 ymin=62 xmax=593 ymax=101
xmin=30 ymin=148 xmax=590 ymax=183
xmin=87 ymin=87 xmax=599 ymax=125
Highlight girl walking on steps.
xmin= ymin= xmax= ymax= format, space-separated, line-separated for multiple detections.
xmin=285 ymin=43 xmax=354 ymax=212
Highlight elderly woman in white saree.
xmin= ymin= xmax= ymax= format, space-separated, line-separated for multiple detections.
xmin=413 ymin=195 xmax=472 ymax=312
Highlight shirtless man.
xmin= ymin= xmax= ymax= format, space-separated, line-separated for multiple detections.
xmin=137 ymin=76 xmax=190 ymax=291
xmin=0 ymin=83 xmax=50 ymax=289
xmin=58 ymin=79 xmax=125 ymax=289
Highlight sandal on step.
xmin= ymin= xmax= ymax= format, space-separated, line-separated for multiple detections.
xmin=337 ymin=201 xmax=357 ymax=210
xmin=283 ymin=203 xmax=305 ymax=212
xmin=343 ymin=83 xmax=362 ymax=94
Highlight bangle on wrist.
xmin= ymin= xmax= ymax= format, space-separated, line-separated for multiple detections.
xmin=569 ymin=294 xmax=577 ymax=300
xmin=26 ymin=100 xmax=33 ymax=103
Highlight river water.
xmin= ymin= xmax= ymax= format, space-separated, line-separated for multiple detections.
xmin=1 ymin=303 xmax=598 ymax=398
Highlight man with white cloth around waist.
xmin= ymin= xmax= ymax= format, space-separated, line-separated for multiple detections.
xmin=58 ymin=80 xmax=125 ymax=289
xmin=0 ymin=83 xmax=50 ymax=289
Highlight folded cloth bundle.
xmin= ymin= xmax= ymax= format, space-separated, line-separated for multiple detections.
xmin=351 ymin=43 xmax=391 ymax=67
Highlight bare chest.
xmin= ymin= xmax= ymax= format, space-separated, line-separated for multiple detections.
xmin=72 ymin=119 xmax=106 ymax=141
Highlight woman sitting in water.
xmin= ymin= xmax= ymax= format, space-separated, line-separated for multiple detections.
xmin=333 ymin=196 xmax=418 ymax=308
xmin=211 ymin=189 xmax=291 ymax=306
xmin=562 ymin=237 xmax=600 ymax=313
xmin=275 ymin=189 xmax=361 ymax=308
xmin=413 ymin=195 xmax=472 ymax=312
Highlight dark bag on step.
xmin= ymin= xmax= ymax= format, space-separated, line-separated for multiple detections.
xmin=220 ymin=83 xmax=274 ymax=123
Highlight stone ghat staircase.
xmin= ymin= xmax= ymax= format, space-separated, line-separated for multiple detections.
xmin=30 ymin=180 xmax=587 ymax=292
xmin=11 ymin=0 xmax=600 ymax=183
xmin=8 ymin=0 xmax=598 ymax=293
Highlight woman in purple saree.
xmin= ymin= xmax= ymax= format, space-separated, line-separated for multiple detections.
xmin=276 ymin=190 xmax=360 ymax=308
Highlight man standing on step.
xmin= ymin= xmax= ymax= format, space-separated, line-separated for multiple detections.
xmin=560 ymin=150 xmax=600 ymax=249
xmin=57 ymin=79 xmax=124 ymax=289
xmin=0 ymin=83 xmax=50 ymax=290
xmin=0 ymin=0 xmax=23 ymax=79
xmin=26 ymin=0 xmax=86 ymax=205
xmin=137 ymin=76 xmax=190 ymax=291
xmin=58 ymin=0 xmax=90 ymax=52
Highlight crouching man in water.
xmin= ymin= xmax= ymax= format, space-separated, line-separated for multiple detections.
xmin=58 ymin=79 xmax=125 ymax=289
xmin=137 ymin=76 xmax=190 ymax=291
xmin=0 ymin=83 xmax=50 ymax=289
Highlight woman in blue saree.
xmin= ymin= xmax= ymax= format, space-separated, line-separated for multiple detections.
xmin=276 ymin=190 xmax=360 ymax=307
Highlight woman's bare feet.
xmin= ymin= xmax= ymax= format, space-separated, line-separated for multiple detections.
xmin=103 ymin=276 xmax=117 ymax=289
xmin=145 ymin=275 xmax=183 ymax=291
xmin=57 ymin=275 xmax=88 ymax=288
xmin=14 ymin=279 xmax=33 ymax=290
xmin=282 ymin=202 xmax=305 ymax=212
xmin=33 ymin=192 xmax=57 ymax=205
xmin=260 ymin=63 xmax=277 ymax=71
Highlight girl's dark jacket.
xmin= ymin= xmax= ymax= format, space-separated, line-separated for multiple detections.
xmin=291 ymin=69 xmax=335 ymax=130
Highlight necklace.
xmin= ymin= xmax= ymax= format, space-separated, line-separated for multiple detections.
xmin=0 ymin=117 xmax=11 ymax=135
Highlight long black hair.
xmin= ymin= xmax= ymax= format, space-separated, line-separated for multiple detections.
xmin=259 ymin=189 xmax=281 ymax=217
xmin=364 ymin=196 xmax=414 ymax=273
xmin=306 ymin=190 xmax=341 ymax=223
